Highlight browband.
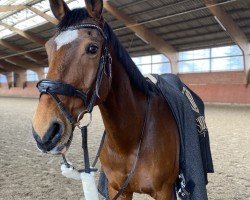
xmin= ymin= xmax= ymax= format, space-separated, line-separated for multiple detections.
xmin=58 ymin=23 xmax=106 ymax=39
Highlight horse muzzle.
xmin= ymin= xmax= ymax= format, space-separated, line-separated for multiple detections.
xmin=32 ymin=121 xmax=64 ymax=153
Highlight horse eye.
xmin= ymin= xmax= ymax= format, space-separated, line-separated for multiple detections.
xmin=86 ymin=44 xmax=99 ymax=55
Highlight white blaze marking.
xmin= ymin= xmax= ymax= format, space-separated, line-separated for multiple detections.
xmin=55 ymin=30 xmax=79 ymax=50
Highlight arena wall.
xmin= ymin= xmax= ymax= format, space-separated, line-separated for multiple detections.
xmin=0 ymin=71 xmax=249 ymax=103
xmin=179 ymin=71 xmax=250 ymax=104
xmin=0 ymin=82 xmax=39 ymax=98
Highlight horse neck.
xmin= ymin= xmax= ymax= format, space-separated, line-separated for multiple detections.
xmin=98 ymin=54 xmax=148 ymax=154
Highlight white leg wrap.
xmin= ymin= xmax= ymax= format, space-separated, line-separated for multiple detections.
xmin=60 ymin=164 xmax=81 ymax=180
xmin=80 ymin=172 xmax=99 ymax=200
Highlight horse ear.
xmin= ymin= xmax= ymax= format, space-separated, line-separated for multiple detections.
xmin=49 ymin=0 xmax=70 ymax=21
xmin=84 ymin=0 xmax=103 ymax=19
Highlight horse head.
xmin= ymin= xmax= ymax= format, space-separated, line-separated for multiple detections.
xmin=32 ymin=0 xmax=111 ymax=154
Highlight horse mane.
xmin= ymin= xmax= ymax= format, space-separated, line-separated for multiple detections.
xmin=58 ymin=8 xmax=156 ymax=95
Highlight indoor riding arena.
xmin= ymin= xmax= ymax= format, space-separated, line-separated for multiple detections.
xmin=0 ymin=0 xmax=249 ymax=200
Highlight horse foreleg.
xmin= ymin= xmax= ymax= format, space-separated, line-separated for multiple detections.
xmin=108 ymin=184 xmax=133 ymax=200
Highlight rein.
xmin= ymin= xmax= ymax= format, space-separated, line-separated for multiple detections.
xmin=36 ymin=22 xmax=150 ymax=199
xmin=111 ymin=96 xmax=151 ymax=200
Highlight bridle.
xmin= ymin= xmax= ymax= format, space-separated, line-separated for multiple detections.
xmin=37 ymin=23 xmax=112 ymax=125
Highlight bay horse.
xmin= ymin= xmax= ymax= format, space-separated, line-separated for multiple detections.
xmin=32 ymin=0 xmax=179 ymax=199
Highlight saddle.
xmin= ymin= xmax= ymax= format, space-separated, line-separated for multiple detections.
xmin=98 ymin=73 xmax=214 ymax=200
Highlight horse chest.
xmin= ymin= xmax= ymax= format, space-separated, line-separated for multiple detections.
xmin=100 ymin=149 xmax=158 ymax=193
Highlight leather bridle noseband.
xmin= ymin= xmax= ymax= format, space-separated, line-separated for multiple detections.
xmin=37 ymin=23 xmax=112 ymax=125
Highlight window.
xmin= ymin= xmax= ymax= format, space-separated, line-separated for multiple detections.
xmin=211 ymin=45 xmax=243 ymax=71
xmin=179 ymin=48 xmax=210 ymax=73
xmin=27 ymin=70 xmax=38 ymax=81
xmin=211 ymin=56 xmax=243 ymax=71
xmin=179 ymin=49 xmax=210 ymax=61
xmin=180 ymin=60 xmax=210 ymax=73
xmin=137 ymin=64 xmax=151 ymax=74
xmin=179 ymin=45 xmax=244 ymax=73
xmin=152 ymin=63 xmax=171 ymax=74
xmin=132 ymin=54 xmax=171 ymax=75
xmin=211 ymin=45 xmax=242 ymax=57
xmin=0 ymin=74 xmax=7 ymax=83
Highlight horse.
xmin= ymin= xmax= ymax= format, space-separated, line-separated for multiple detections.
xmin=32 ymin=0 xmax=180 ymax=199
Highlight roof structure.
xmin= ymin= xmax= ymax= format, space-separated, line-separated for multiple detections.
xmin=0 ymin=0 xmax=249 ymax=74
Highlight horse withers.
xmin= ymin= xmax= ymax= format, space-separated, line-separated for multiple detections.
xmin=32 ymin=0 xmax=180 ymax=199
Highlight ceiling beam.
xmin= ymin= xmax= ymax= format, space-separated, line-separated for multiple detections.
xmin=104 ymin=1 xmax=179 ymax=73
xmin=0 ymin=52 xmax=43 ymax=70
xmin=122 ymin=30 xmax=227 ymax=48
xmin=0 ymin=57 xmax=44 ymax=81
xmin=128 ymin=37 xmax=235 ymax=55
xmin=0 ymin=22 xmax=46 ymax=46
xmin=120 ymin=26 xmax=229 ymax=45
xmin=111 ymin=13 xmax=211 ymax=31
xmin=7 ymin=57 xmax=42 ymax=70
xmin=0 ymin=60 xmax=25 ymax=72
xmin=27 ymin=6 xmax=58 ymax=25
xmin=205 ymin=1 xmax=249 ymax=52
xmin=109 ymin=1 xmax=245 ymax=26
xmin=0 ymin=5 xmax=26 ymax=12
xmin=0 ymin=39 xmax=47 ymax=64
xmin=205 ymin=0 xmax=250 ymax=83
xmin=111 ymin=10 xmax=250 ymax=33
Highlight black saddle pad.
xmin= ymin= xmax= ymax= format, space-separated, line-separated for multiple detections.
xmin=98 ymin=73 xmax=214 ymax=200
xmin=152 ymin=73 xmax=213 ymax=200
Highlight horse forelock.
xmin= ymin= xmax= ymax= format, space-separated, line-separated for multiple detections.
xmin=57 ymin=8 xmax=90 ymax=30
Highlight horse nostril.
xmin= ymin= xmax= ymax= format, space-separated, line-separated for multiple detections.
xmin=42 ymin=122 xmax=61 ymax=144
xmin=32 ymin=127 xmax=43 ymax=144
xmin=32 ymin=122 xmax=63 ymax=152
